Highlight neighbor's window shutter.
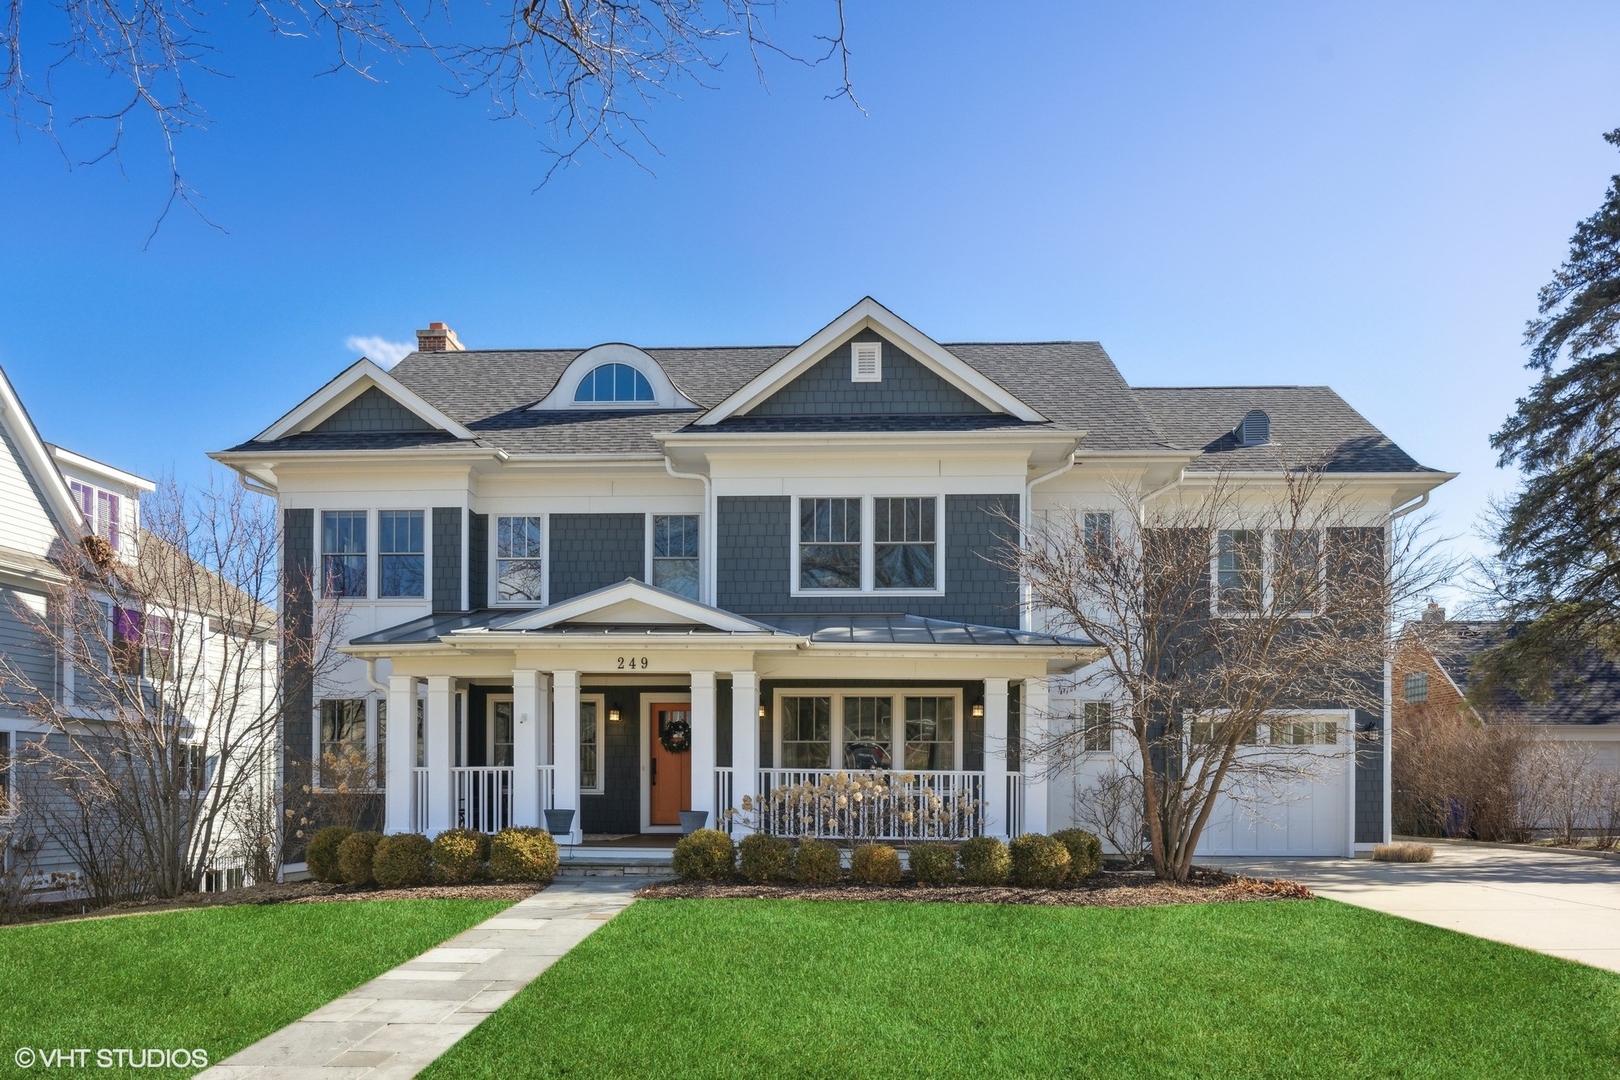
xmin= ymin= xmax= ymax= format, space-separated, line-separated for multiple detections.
xmin=851 ymin=342 xmax=882 ymax=383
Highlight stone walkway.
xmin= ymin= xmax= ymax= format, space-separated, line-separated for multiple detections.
xmin=1211 ymin=841 xmax=1620 ymax=972
xmin=198 ymin=878 xmax=640 ymax=1079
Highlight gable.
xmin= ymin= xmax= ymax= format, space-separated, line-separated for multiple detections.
xmin=313 ymin=386 xmax=437 ymax=433
xmin=748 ymin=331 xmax=990 ymax=417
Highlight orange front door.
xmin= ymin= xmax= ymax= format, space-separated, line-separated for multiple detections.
xmin=649 ymin=703 xmax=692 ymax=826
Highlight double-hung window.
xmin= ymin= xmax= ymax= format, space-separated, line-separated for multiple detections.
xmin=796 ymin=496 xmax=941 ymax=593
xmin=1214 ymin=528 xmax=1324 ymax=616
xmin=780 ymin=696 xmax=833 ymax=768
xmin=321 ymin=511 xmax=368 ymax=598
xmin=69 ymin=481 xmax=122 ymax=547
xmin=1081 ymin=701 xmax=1112 ymax=752
xmin=1272 ymin=530 xmax=1320 ymax=615
xmin=1215 ymin=529 xmax=1263 ymax=615
xmin=319 ymin=698 xmax=367 ymax=787
xmin=652 ymin=515 xmax=699 ymax=599
xmin=798 ymin=498 xmax=862 ymax=590
xmin=874 ymin=497 xmax=936 ymax=589
xmin=842 ymin=697 xmax=894 ymax=770
xmin=772 ymin=690 xmax=963 ymax=772
xmin=904 ymin=696 xmax=956 ymax=770
xmin=1083 ymin=512 xmax=1113 ymax=557
xmin=496 ymin=516 xmax=545 ymax=603
xmin=378 ymin=511 xmax=425 ymax=598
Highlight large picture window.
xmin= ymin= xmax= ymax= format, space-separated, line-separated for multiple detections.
xmin=798 ymin=498 xmax=862 ymax=589
xmin=378 ymin=510 xmax=425 ymax=598
xmin=321 ymin=511 xmax=368 ymax=598
xmin=652 ymin=515 xmax=699 ymax=599
xmin=772 ymin=690 xmax=962 ymax=773
xmin=496 ymin=516 xmax=545 ymax=602
xmin=874 ymin=497 xmax=936 ymax=590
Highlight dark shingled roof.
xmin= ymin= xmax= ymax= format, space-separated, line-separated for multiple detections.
xmin=225 ymin=336 xmax=1438 ymax=474
xmin=1416 ymin=620 xmax=1620 ymax=727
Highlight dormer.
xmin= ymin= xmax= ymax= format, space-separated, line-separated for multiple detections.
xmin=529 ymin=344 xmax=699 ymax=411
xmin=49 ymin=445 xmax=155 ymax=562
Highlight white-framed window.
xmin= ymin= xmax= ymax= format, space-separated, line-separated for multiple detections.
xmin=1080 ymin=701 xmax=1112 ymax=752
xmin=650 ymin=515 xmax=699 ymax=599
xmin=487 ymin=695 xmax=515 ymax=768
xmin=321 ymin=511 xmax=368 ymax=598
xmin=69 ymin=481 xmax=123 ymax=547
xmin=1267 ymin=718 xmax=1339 ymax=746
xmin=793 ymin=496 xmax=944 ymax=595
xmin=1211 ymin=528 xmax=1324 ymax=617
xmin=110 ymin=606 xmax=172 ymax=678
xmin=774 ymin=689 xmax=963 ymax=771
xmin=1189 ymin=715 xmax=1260 ymax=746
xmin=178 ymin=743 xmax=208 ymax=794
xmin=376 ymin=698 xmax=388 ymax=788
xmin=579 ymin=694 xmax=605 ymax=794
xmin=851 ymin=340 xmax=882 ymax=382
xmin=1083 ymin=511 xmax=1113 ymax=557
xmin=495 ymin=515 xmax=546 ymax=604
xmin=377 ymin=510 xmax=425 ymax=599
xmin=574 ymin=362 xmax=656 ymax=404
xmin=0 ymin=730 xmax=12 ymax=817
xmin=317 ymin=698 xmax=368 ymax=789
xmin=1404 ymin=671 xmax=1429 ymax=704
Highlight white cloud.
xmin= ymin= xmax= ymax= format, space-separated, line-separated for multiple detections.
xmin=345 ymin=334 xmax=414 ymax=369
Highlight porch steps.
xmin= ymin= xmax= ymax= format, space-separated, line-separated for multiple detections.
xmin=556 ymin=846 xmax=675 ymax=878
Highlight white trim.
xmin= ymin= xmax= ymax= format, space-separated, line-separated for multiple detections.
xmin=529 ymin=344 xmax=700 ymax=411
xmin=789 ymin=495 xmax=946 ymax=598
xmin=487 ymin=578 xmax=780 ymax=634
xmin=486 ymin=693 xmax=515 ymax=768
xmin=0 ymin=367 xmax=96 ymax=538
xmin=851 ymin=340 xmax=882 ymax=383
xmin=770 ymin=687 xmax=965 ymax=772
xmin=697 ymin=297 xmax=1046 ymax=425
xmin=46 ymin=445 xmax=156 ymax=493
xmin=645 ymin=512 xmax=702 ymax=600
xmin=578 ymin=693 xmax=606 ymax=795
xmin=256 ymin=359 xmax=477 ymax=442
xmin=640 ymin=691 xmax=693 ymax=833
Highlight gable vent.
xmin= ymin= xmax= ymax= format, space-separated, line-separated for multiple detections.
xmin=851 ymin=341 xmax=882 ymax=383
xmin=1237 ymin=408 xmax=1271 ymax=446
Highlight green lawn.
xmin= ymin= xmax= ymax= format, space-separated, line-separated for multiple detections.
xmin=1 ymin=899 xmax=509 ymax=1073
xmin=425 ymin=898 xmax=1620 ymax=1080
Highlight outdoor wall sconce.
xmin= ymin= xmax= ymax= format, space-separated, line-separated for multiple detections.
xmin=608 ymin=706 xmax=622 ymax=723
xmin=971 ymin=702 xmax=985 ymax=720
xmin=758 ymin=705 xmax=766 ymax=720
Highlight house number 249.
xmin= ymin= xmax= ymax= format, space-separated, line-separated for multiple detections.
xmin=617 ymin=656 xmax=650 ymax=670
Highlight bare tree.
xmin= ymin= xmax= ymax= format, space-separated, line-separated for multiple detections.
xmin=0 ymin=478 xmax=344 ymax=900
xmin=1391 ymin=690 xmax=1529 ymax=842
xmin=1522 ymin=739 xmax=1600 ymax=846
xmin=2 ymin=0 xmax=858 ymax=239
xmin=1072 ymin=763 xmax=1146 ymax=868
xmin=1013 ymin=466 xmax=1453 ymax=881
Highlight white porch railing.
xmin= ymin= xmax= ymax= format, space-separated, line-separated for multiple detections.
xmin=755 ymin=769 xmax=985 ymax=841
xmin=411 ymin=768 xmax=430 ymax=834
xmin=1006 ymin=772 xmax=1025 ymax=838
xmin=537 ymin=765 xmax=556 ymax=817
xmin=452 ymin=767 xmax=513 ymax=834
xmin=713 ymin=767 xmax=734 ymax=833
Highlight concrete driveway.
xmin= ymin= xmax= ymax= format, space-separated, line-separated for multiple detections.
xmin=1210 ymin=842 xmax=1620 ymax=973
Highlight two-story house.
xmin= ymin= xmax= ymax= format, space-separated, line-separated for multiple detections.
xmin=215 ymin=299 xmax=1450 ymax=862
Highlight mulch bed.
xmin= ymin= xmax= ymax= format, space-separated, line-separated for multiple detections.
xmin=636 ymin=869 xmax=1313 ymax=907
xmin=5 ymin=881 xmax=542 ymax=926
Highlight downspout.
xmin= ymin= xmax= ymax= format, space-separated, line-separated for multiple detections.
xmin=1021 ymin=446 xmax=1081 ymax=631
xmin=665 ymin=457 xmax=715 ymax=606
xmin=1374 ymin=488 xmax=1429 ymax=850
xmin=364 ymin=659 xmax=388 ymax=696
xmin=1385 ymin=490 xmax=1429 ymax=522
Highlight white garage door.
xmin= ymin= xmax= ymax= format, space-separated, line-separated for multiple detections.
xmin=1194 ymin=748 xmax=1351 ymax=857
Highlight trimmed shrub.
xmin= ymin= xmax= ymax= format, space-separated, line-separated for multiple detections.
xmin=850 ymin=844 xmax=902 ymax=886
xmin=959 ymin=836 xmax=1011 ymax=885
xmin=738 ymin=833 xmax=793 ymax=884
xmin=489 ymin=827 xmax=560 ymax=883
xmin=1010 ymin=833 xmax=1071 ymax=887
xmin=372 ymin=833 xmax=433 ymax=888
xmin=1373 ymin=842 xmax=1434 ymax=863
xmin=1052 ymin=828 xmax=1104 ymax=882
xmin=306 ymin=826 xmax=353 ymax=884
xmin=908 ymin=842 xmax=957 ymax=887
xmin=337 ymin=830 xmax=382 ymax=886
xmin=672 ymin=829 xmax=735 ymax=881
xmin=432 ymin=828 xmax=491 ymax=884
xmin=794 ymin=840 xmax=841 ymax=885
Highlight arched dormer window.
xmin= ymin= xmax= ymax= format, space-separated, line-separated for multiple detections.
xmin=574 ymin=363 xmax=655 ymax=404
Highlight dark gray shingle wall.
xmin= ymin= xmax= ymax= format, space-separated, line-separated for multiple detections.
xmin=314 ymin=387 xmax=435 ymax=433
xmin=468 ymin=513 xmax=488 ymax=610
xmin=751 ymin=330 xmax=988 ymax=416
xmin=1355 ymin=712 xmax=1385 ymax=843
xmin=549 ymin=514 xmax=645 ymax=602
xmin=716 ymin=494 xmax=1022 ymax=628
xmin=281 ymin=508 xmax=314 ymax=859
xmin=432 ymin=508 xmax=462 ymax=613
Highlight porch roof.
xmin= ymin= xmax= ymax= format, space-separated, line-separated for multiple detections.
xmin=754 ymin=613 xmax=1094 ymax=649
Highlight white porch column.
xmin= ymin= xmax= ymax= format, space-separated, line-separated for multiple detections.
xmin=512 ymin=669 xmax=542 ymax=827
xmin=552 ymin=670 xmax=581 ymax=844
xmin=689 ymin=671 xmax=717 ymax=824
xmin=384 ymin=675 xmax=416 ymax=834
xmin=982 ymin=678 xmax=1010 ymax=839
xmin=730 ymin=670 xmax=759 ymax=834
xmin=1022 ymin=676 xmax=1050 ymax=834
xmin=425 ymin=675 xmax=453 ymax=835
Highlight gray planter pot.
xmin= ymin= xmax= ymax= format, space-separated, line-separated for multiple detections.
xmin=678 ymin=810 xmax=709 ymax=835
xmin=544 ymin=808 xmax=576 ymax=837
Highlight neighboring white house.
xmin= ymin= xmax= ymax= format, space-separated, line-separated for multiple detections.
xmin=214 ymin=298 xmax=1452 ymax=861
xmin=0 ymin=365 xmax=277 ymax=895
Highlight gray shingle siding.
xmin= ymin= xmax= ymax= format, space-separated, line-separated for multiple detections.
xmin=314 ymin=387 xmax=435 ymax=433
xmin=549 ymin=515 xmax=645 ymax=603
xmin=750 ymin=330 xmax=988 ymax=417
xmin=432 ymin=508 xmax=462 ymax=613
xmin=468 ymin=513 xmax=489 ymax=610
xmin=281 ymin=508 xmax=314 ymax=862
xmin=0 ymin=587 xmax=54 ymax=704
xmin=716 ymin=494 xmax=1021 ymax=628
xmin=1355 ymin=709 xmax=1385 ymax=843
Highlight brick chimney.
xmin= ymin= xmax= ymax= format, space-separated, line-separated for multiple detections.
xmin=416 ymin=322 xmax=465 ymax=353
xmin=1421 ymin=601 xmax=1446 ymax=624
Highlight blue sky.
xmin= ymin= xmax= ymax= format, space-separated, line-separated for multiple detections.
xmin=3 ymin=2 xmax=1618 ymax=598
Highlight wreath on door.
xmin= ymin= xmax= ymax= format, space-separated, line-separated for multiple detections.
xmin=659 ymin=714 xmax=692 ymax=754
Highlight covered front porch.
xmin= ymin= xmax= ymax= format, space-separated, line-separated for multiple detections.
xmin=351 ymin=581 xmax=1088 ymax=846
